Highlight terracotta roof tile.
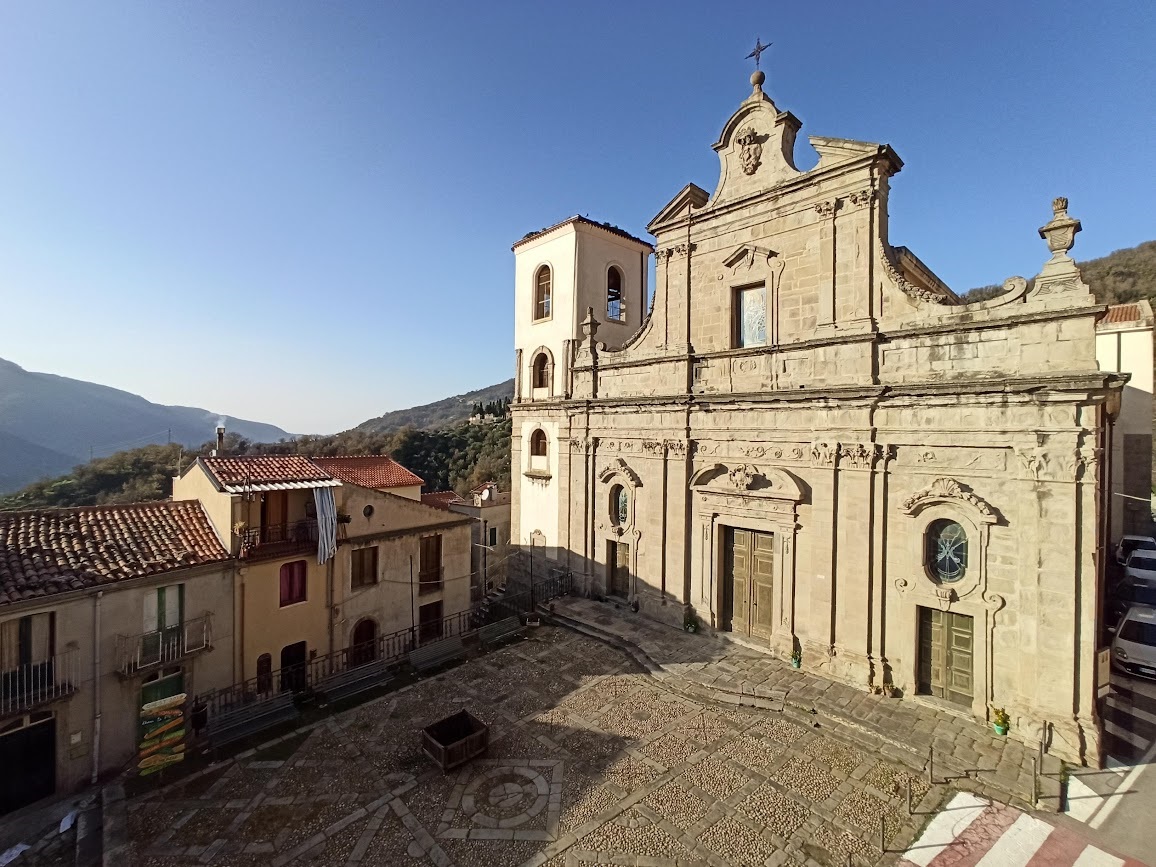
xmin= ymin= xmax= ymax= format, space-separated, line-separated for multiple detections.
xmin=0 ymin=501 xmax=229 ymax=605
xmin=203 ymin=455 xmax=333 ymax=487
xmin=512 ymin=215 xmax=653 ymax=251
xmin=311 ymin=456 xmax=424 ymax=490
xmin=421 ymin=491 xmax=464 ymax=511
xmin=1103 ymin=303 xmax=1142 ymax=324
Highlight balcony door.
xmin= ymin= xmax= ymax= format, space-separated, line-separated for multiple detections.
xmin=142 ymin=585 xmax=183 ymax=667
xmin=263 ymin=491 xmax=288 ymax=540
xmin=1 ymin=613 xmax=55 ymax=701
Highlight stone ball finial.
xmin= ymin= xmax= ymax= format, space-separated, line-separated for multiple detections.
xmin=750 ymin=70 xmax=766 ymax=89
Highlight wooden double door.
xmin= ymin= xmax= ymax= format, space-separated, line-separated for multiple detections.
xmin=722 ymin=528 xmax=775 ymax=638
xmin=917 ymin=607 xmax=974 ymax=707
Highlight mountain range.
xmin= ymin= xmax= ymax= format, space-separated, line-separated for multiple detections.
xmin=0 ymin=358 xmax=294 ymax=493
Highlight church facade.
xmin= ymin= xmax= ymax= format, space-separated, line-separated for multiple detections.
xmin=510 ymin=70 xmax=1135 ymax=766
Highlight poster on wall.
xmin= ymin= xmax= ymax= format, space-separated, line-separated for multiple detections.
xmin=138 ymin=692 xmax=187 ymax=776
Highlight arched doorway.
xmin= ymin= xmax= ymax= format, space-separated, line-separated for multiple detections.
xmin=350 ymin=618 xmax=379 ymax=667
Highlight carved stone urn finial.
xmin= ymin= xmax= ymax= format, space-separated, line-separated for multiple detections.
xmin=1038 ymin=195 xmax=1081 ymax=258
xmin=580 ymin=306 xmax=600 ymax=342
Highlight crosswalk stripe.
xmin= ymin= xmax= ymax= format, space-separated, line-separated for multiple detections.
xmin=974 ymin=812 xmax=1054 ymax=866
xmin=903 ymin=792 xmax=990 ymax=867
xmin=926 ymin=801 xmax=1020 ymax=867
xmin=1070 ymin=847 xmax=1125 ymax=866
xmin=1026 ymin=824 xmax=1099 ymax=866
xmin=1105 ymin=696 xmax=1156 ymax=730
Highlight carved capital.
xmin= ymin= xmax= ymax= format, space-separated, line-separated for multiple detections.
xmin=810 ymin=441 xmax=837 ymax=467
xmin=837 ymin=442 xmax=888 ymax=470
xmin=641 ymin=439 xmax=663 ymax=456
xmin=814 ymin=199 xmax=839 ymax=218
xmin=847 ymin=189 xmax=875 ymax=207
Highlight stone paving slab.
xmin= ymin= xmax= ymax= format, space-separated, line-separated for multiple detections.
xmin=116 ymin=626 xmax=960 ymax=866
xmin=544 ymin=596 xmax=1053 ymax=811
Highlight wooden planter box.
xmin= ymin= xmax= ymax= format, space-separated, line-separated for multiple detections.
xmin=422 ymin=709 xmax=489 ymax=771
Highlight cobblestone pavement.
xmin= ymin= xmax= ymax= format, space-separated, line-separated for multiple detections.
xmin=548 ymin=597 xmax=1046 ymax=809
xmin=122 ymin=626 xmax=953 ymax=867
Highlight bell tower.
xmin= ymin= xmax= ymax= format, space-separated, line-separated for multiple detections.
xmin=510 ymin=216 xmax=652 ymax=550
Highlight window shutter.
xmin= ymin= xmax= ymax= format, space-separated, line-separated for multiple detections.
xmin=143 ymin=590 xmax=159 ymax=634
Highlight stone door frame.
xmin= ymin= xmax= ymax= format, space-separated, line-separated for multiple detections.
xmin=691 ymin=463 xmax=802 ymax=658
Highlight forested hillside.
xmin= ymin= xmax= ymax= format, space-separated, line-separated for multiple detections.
xmin=0 ymin=420 xmax=511 ymax=511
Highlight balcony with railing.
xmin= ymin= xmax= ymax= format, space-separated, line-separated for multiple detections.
xmin=238 ymin=519 xmax=318 ymax=560
xmin=1 ymin=647 xmax=80 ymax=717
xmin=115 ymin=614 xmax=213 ymax=676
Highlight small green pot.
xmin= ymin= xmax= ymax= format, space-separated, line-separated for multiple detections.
xmin=993 ymin=723 xmax=1008 ymax=736
xmin=790 ymin=659 xmax=801 ymax=669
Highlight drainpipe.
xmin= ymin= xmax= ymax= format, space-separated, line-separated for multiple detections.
xmin=90 ymin=590 xmax=103 ymax=785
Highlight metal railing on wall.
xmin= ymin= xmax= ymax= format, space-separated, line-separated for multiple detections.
xmin=0 ymin=647 xmax=80 ymax=717
xmin=115 ymin=614 xmax=213 ymax=675
xmin=192 ymin=571 xmax=573 ymax=721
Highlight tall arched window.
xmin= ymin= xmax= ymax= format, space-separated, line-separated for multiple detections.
xmin=532 ymin=353 xmax=549 ymax=389
xmin=529 ymin=429 xmax=548 ymax=457
xmin=534 ymin=266 xmax=552 ymax=321
xmin=256 ymin=653 xmax=272 ymax=693
xmin=606 ymin=266 xmax=624 ymax=321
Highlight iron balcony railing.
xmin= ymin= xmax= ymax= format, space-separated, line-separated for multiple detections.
xmin=1 ymin=647 xmax=80 ymax=717
xmin=115 ymin=614 xmax=212 ymax=676
xmin=238 ymin=519 xmax=318 ymax=559
xmin=192 ymin=571 xmax=574 ymax=723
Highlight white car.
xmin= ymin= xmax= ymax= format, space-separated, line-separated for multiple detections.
xmin=1116 ymin=535 xmax=1156 ymax=566
xmin=1112 ymin=605 xmax=1156 ymax=679
xmin=1124 ymin=551 xmax=1156 ymax=584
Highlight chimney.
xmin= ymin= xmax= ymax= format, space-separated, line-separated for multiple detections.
xmin=215 ymin=423 xmax=226 ymax=456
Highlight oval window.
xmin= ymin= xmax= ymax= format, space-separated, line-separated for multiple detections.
xmin=611 ymin=485 xmax=628 ymax=526
xmin=926 ymin=519 xmax=967 ymax=583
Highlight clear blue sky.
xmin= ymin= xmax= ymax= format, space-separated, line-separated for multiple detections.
xmin=1 ymin=2 xmax=1153 ymax=434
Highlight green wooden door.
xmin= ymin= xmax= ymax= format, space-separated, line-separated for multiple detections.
xmin=917 ymin=607 xmax=973 ymax=707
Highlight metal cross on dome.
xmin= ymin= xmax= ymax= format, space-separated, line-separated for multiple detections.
xmin=746 ymin=37 xmax=771 ymax=69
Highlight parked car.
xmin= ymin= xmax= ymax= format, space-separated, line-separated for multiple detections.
xmin=1106 ymin=579 xmax=1156 ymax=634
xmin=1116 ymin=535 xmax=1156 ymax=566
xmin=1124 ymin=551 xmax=1156 ymax=584
xmin=1112 ymin=605 xmax=1156 ymax=679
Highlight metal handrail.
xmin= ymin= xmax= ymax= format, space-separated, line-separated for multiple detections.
xmin=191 ymin=571 xmax=574 ymax=723
xmin=0 ymin=647 xmax=80 ymax=716
xmin=115 ymin=613 xmax=213 ymax=675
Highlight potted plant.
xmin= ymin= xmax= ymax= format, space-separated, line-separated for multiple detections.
xmin=790 ymin=649 xmax=802 ymax=669
xmin=683 ymin=610 xmax=699 ymax=633
xmin=991 ymin=707 xmax=1010 ymax=736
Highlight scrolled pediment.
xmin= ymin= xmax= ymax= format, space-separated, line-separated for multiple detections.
xmin=723 ymin=244 xmax=777 ymax=273
xmin=598 ymin=457 xmax=642 ymax=488
xmin=690 ymin=462 xmax=804 ymax=502
xmin=900 ymin=477 xmax=996 ymax=523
